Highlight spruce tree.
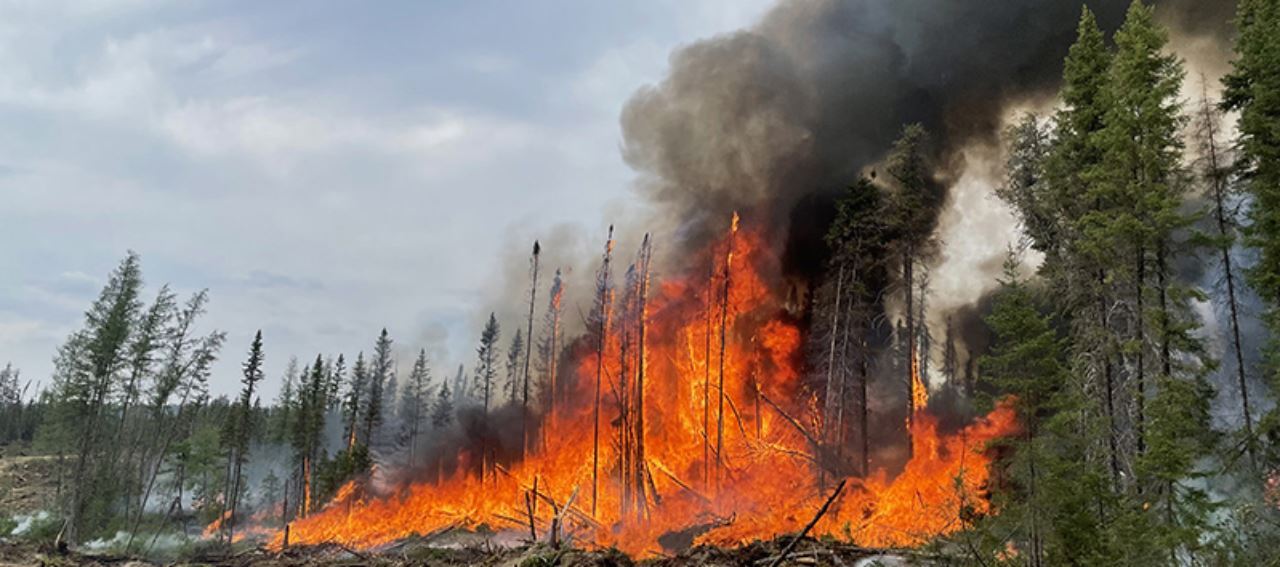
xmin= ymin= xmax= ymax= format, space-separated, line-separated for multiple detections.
xmin=401 ymin=349 xmax=432 ymax=467
xmin=977 ymin=253 xmax=1067 ymax=566
xmin=885 ymin=124 xmax=941 ymax=453
xmin=474 ymin=314 xmax=501 ymax=412
xmin=432 ymin=380 xmax=454 ymax=429
xmin=223 ymin=330 xmax=264 ymax=543
xmin=1094 ymin=2 xmax=1214 ymax=560
xmin=344 ymin=352 xmax=367 ymax=449
xmin=364 ymin=329 xmax=393 ymax=447
xmin=1225 ymin=0 xmax=1280 ymax=468
xmin=504 ymin=329 xmax=524 ymax=405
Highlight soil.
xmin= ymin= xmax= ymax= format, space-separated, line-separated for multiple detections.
xmin=0 ymin=447 xmax=60 ymax=516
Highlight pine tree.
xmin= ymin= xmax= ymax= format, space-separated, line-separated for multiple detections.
xmin=886 ymin=124 xmax=941 ymax=454
xmin=401 ymin=349 xmax=432 ymax=467
xmin=344 ymin=352 xmax=367 ymax=449
xmin=1095 ymin=2 xmax=1214 ymax=560
xmin=432 ymin=380 xmax=454 ymax=429
xmin=364 ymin=329 xmax=393 ymax=448
xmin=292 ymin=355 xmax=328 ymax=516
xmin=504 ymin=329 xmax=525 ymax=405
xmin=223 ymin=330 xmax=264 ymax=543
xmin=978 ymin=253 xmax=1068 ymax=566
xmin=538 ymin=269 xmax=566 ymax=418
xmin=273 ymin=358 xmax=299 ymax=444
xmin=1224 ymin=0 xmax=1280 ymax=468
xmin=1048 ymin=6 xmax=1122 ymax=491
xmin=474 ymin=314 xmax=501 ymax=412
xmin=1193 ymin=91 xmax=1255 ymax=464
xmin=55 ymin=252 xmax=144 ymax=540
xmin=326 ymin=355 xmax=346 ymax=412
xmin=820 ymin=177 xmax=890 ymax=476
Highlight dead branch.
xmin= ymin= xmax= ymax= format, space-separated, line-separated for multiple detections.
xmin=768 ymin=479 xmax=847 ymax=567
xmin=651 ymin=459 xmax=710 ymax=505
xmin=758 ymin=390 xmax=821 ymax=450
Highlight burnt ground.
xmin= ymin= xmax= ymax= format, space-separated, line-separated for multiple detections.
xmin=0 ymin=537 xmax=922 ymax=566
xmin=0 ymin=447 xmax=59 ymax=517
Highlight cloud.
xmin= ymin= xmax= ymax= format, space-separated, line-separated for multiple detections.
xmin=0 ymin=1 xmax=777 ymax=398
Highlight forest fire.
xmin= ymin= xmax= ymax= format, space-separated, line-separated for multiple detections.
xmin=264 ymin=219 xmax=1019 ymax=557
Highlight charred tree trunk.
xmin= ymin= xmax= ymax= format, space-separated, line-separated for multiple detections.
xmin=903 ymin=249 xmax=917 ymax=457
xmin=715 ymin=214 xmax=739 ymax=490
xmin=591 ymin=227 xmax=614 ymax=517
xmin=1199 ymin=92 xmax=1254 ymax=463
xmin=521 ymin=241 xmax=541 ymax=458
xmin=703 ymin=265 xmax=713 ymax=491
xmin=1135 ymin=246 xmax=1146 ymax=459
xmin=859 ymin=335 xmax=870 ymax=477
xmin=823 ymin=264 xmax=845 ymax=454
xmin=1100 ymin=269 xmax=1120 ymax=490
xmin=634 ymin=235 xmax=652 ymax=519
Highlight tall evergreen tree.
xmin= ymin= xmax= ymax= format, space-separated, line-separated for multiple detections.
xmin=223 ymin=330 xmax=264 ymax=543
xmin=291 ymin=355 xmax=328 ymax=516
xmin=819 ymin=177 xmax=890 ymax=476
xmin=273 ymin=358 xmax=299 ymax=444
xmin=344 ymin=352 xmax=367 ymax=449
xmin=474 ymin=314 xmax=501 ymax=412
xmin=50 ymin=252 xmax=145 ymax=540
xmin=401 ymin=349 xmax=432 ymax=467
xmin=432 ymin=380 xmax=454 ymax=429
xmin=977 ymin=253 xmax=1069 ymax=566
xmin=1224 ymin=0 xmax=1280 ymax=468
xmin=364 ymin=329 xmax=393 ymax=448
xmin=885 ymin=124 xmax=941 ymax=453
xmin=1047 ymin=6 xmax=1122 ymax=491
xmin=504 ymin=329 xmax=525 ymax=405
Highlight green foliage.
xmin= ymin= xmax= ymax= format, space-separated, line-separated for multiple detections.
xmin=364 ymin=329 xmax=394 ymax=445
xmin=1225 ymin=0 xmax=1280 ymax=468
xmin=474 ymin=314 xmax=501 ymax=411
xmin=314 ymin=444 xmax=371 ymax=504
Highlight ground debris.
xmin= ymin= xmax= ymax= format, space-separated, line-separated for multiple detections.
xmin=0 ymin=536 xmax=917 ymax=566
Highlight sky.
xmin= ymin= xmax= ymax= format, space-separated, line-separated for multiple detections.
xmin=0 ymin=0 xmax=775 ymax=398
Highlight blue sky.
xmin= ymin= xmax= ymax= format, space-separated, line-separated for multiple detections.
xmin=0 ymin=0 xmax=774 ymax=398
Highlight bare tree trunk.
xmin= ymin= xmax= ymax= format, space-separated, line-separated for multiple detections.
xmin=859 ymin=336 xmax=870 ymax=477
xmin=521 ymin=242 xmax=541 ymax=459
xmin=703 ymin=265 xmax=713 ymax=491
xmin=823 ymin=264 xmax=845 ymax=449
xmin=591 ymin=227 xmax=614 ymax=517
xmin=634 ymin=235 xmax=652 ymax=519
xmin=1135 ymin=246 xmax=1146 ymax=459
xmin=715 ymin=214 xmax=739 ymax=490
xmin=1199 ymin=91 xmax=1254 ymax=463
xmin=903 ymin=249 xmax=916 ymax=458
xmin=1100 ymin=270 xmax=1120 ymax=490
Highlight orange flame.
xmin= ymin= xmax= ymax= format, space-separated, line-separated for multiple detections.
xmin=256 ymin=221 xmax=1018 ymax=557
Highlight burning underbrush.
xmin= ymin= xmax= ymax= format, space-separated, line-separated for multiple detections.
xmin=226 ymin=219 xmax=1020 ymax=559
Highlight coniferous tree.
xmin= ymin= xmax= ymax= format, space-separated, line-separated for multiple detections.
xmin=886 ymin=124 xmax=941 ymax=454
xmin=819 ymin=177 xmax=890 ymax=476
xmin=344 ymin=352 xmax=367 ymax=449
xmin=291 ymin=355 xmax=328 ymax=516
xmin=364 ymin=329 xmax=393 ymax=448
xmin=401 ymin=349 xmax=432 ymax=467
xmin=273 ymin=358 xmax=299 ymax=444
xmin=222 ymin=330 xmax=264 ymax=543
xmin=326 ymin=354 xmax=346 ymax=412
xmin=432 ymin=380 xmax=454 ymax=429
xmin=474 ymin=314 xmax=501 ymax=412
xmin=504 ymin=329 xmax=525 ymax=406
xmin=1224 ymin=0 xmax=1280 ymax=469
xmin=538 ymin=269 xmax=566 ymax=417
